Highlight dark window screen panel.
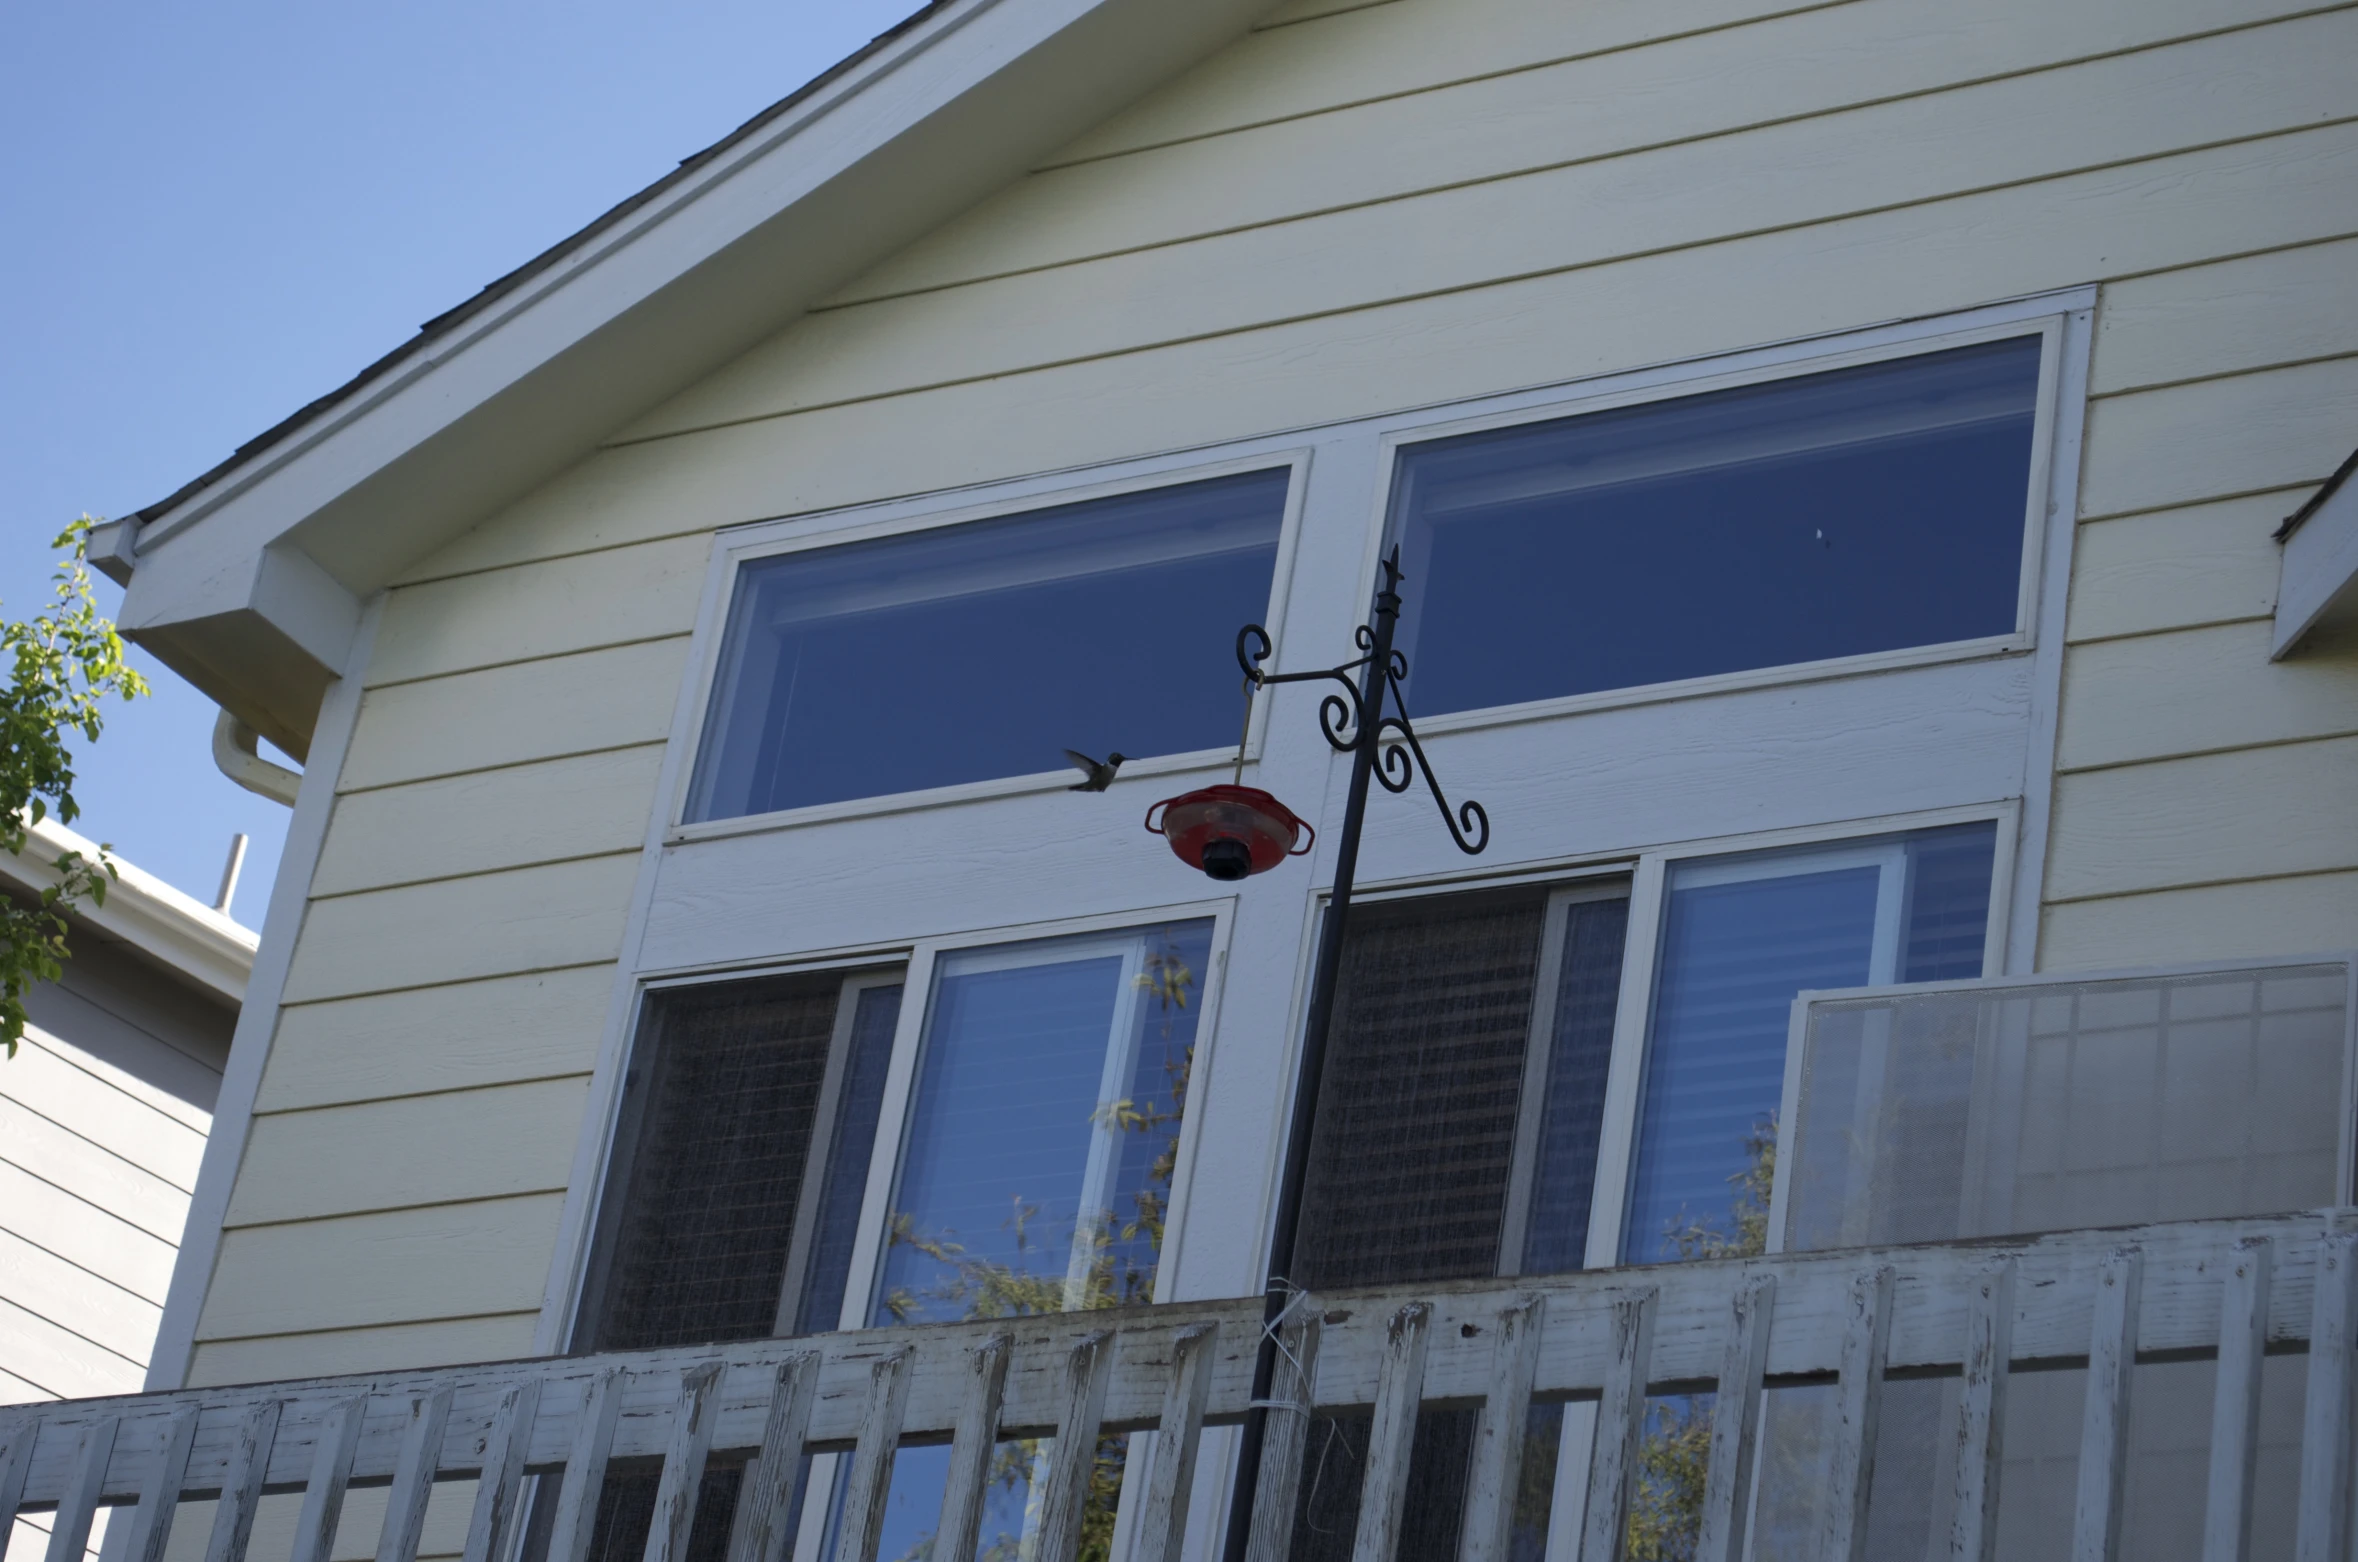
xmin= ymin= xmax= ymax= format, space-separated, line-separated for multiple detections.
xmin=687 ymin=469 xmax=1290 ymax=820
xmin=791 ymin=983 xmax=902 ymax=1335
xmin=1293 ymin=890 xmax=1547 ymax=1291
xmin=583 ymin=974 xmax=844 ymax=1352
xmin=1389 ymin=336 xmax=2042 ymax=718
xmin=1520 ymin=896 xmax=1632 ymax=1275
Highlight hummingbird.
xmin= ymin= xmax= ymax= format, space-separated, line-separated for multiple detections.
xmin=1064 ymin=750 xmax=1127 ymax=792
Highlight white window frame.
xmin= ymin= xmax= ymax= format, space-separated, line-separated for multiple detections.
xmin=782 ymin=897 xmax=1236 ymax=1562
xmin=667 ymin=450 xmax=1316 ymax=842
xmin=1357 ymin=312 xmax=2067 ymax=739
xmin=538 ymin=288 xmax=2090 ymax=1380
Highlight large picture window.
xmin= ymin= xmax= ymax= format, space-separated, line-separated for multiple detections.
xmin=1386 ymin=336 xmax=2044 ymax=718
xmin=687 ymin=469 xmax=1290 ymax=821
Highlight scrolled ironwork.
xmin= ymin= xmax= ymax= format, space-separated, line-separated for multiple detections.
xmin=1228 ymin=577 xmax=1488 ymax=855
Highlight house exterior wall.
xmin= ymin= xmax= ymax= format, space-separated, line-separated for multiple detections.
xmin=0 ymin=871 xmax=245 ymax=1560
xmin=175 ymin=0 xmax=2357 ymax=1459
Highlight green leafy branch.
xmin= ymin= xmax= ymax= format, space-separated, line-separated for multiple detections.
xmin=0 ymin=518 xmax=149 ymax=1056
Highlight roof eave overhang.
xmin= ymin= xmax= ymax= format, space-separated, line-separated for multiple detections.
xmin=116 ymin=0 xmax=1279 ymax=757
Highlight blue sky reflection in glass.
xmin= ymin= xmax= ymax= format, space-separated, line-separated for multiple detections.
xmin=1619 ymin=823 xmax=1996 ymax=1265
xmin=852 ymin=920 xmax=1211 ymax=1562
xmin=1388 ymin=336 xmax=2041 ymax=716
xmin=875 ymin=919 xmax=1212 ymax=1328
xmin=688 ymin=469 xmax=1288 ymax=820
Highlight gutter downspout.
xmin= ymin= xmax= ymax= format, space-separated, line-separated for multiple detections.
xmin=212 ymin=709 xmax=301 ymax=806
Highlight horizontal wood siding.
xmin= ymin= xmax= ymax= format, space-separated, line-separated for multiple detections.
xmin=258 ymin=968 xmax=613 ymax=1113
xmin=2066 ymin=492 xmax=2291 ymax=644
xmin=198 ymin=0 xmax=2358 ymax=1380
xmin=312 ymin=746 xmax=663 ymax=896
xmin=187 ymin=1315 xmax=540 ymax=1389
xmin=197 ymin=1195 xmax=565 ymax=1342
xmin=225 ymin=1078 xmax=589 ymax=1226
xmin=281 ymin=855 xmax=640 ymax=1003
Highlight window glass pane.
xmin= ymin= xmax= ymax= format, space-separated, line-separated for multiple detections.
xmin=789 ymin=982 xmax=902 ymax=1334
xmin=1388 ymin=337 xmax=2041 ymax=717
xmin=1519 ymin=895 xmax=1632 ymax=1275
xmin=1293 ymin=890 xmax=1548 ymax=1290
xmin=1619 ymin=822 xmax=1996 ymax=1264
xmin=581 ymin=975 xmax=844 ymax=1352
xmin=875 ymin=919 xmax=1213 ymax=1326
xmin=688 ymin=470 xmax=1289 ymax=820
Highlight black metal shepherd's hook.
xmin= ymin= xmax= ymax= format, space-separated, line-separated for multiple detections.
xmin=1220 ymin=546 xmax=1488 ymax=1562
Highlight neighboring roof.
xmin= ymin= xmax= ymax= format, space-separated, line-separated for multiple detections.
xmin=0 ymin=817 xmax=258 ymax=1007
xmin=127 ymin=3 xmax=949 ymax=532
xmin=112 ymin=0 xmax=1280 ymax=760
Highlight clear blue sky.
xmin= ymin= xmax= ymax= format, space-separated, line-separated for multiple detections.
xmin=2 ymin=0 xmax=918 ymax=924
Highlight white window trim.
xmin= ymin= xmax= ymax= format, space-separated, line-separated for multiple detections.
xmin=1578 ymin=803 xmax=2019 ymax=1273
xmin=787 ymin=898 xmax=1235 ymax=1562
xmin=538 ymin=289 xmax=2091 ymax=1363
xmin=665 ymin=448 xmax=1317 ymax=844
xmin=1346 ymin=309 xmax=2069 ymax=741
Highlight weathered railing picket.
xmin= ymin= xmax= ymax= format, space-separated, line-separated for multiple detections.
xmin=5 ymin=1211 xmax=2355 ymax=1562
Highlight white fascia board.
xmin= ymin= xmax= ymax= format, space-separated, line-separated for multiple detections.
xmin=118 ymin=0 xmax=1276 ymax=712
xmin=0 ymin=816 xmax=257 ymax=1006
xmin=2276 ymin=457 xmax=2358 ymax=657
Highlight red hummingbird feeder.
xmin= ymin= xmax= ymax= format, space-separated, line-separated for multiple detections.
xmin=1144 ymin=785 xmax=1314 ymax=881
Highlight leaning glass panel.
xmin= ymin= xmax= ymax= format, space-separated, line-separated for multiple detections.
xmin=1386 ymin=336 xmax=2041 ymax=717
xmin=1783 ymin=959 xmax=2353 ymax=1251
xmin=688 ymin=469 xmax=1289 ymax=820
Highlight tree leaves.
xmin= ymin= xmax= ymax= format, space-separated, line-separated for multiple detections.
xmin=0 ymin=518 xmax=149 ymax=1056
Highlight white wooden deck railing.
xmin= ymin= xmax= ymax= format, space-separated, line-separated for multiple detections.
xmin=6 ymin=1210 xmax=2357 ymax=1562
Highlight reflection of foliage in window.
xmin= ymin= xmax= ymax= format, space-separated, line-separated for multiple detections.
xmin=1627 ymin=1119 xmax=1775 ymax=1562
xmin=880 ymin=932 xmax=1200 ymax=1562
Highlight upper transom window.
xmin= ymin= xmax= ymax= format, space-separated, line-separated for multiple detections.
xmin=687 ymin=468 xmax=1291 ymax=821
xmin=1387 ymin=335 xmax=2044 ymax=717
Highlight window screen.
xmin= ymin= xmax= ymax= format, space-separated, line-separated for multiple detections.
xmin=688 ymin=469 xmax=1290 ymax=820
xmin=1292 ymin=890 xmax=1549 ymax=1290
xmin=1386 ymin=337 xmax=2042 ymax=718
xmin=578 ymin=972 xmax=902 ymax=1353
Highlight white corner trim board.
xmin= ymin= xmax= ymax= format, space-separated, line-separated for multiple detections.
xmin=143 ymin=595 xmax=386 ymax=1392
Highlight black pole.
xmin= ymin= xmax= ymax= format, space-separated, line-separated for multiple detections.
xmin=1218 ymin=557 xmax=1405 ymax=1562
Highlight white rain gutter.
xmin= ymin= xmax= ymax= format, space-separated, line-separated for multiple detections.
xmin=212 ymin=709 xmax=301 ymax=806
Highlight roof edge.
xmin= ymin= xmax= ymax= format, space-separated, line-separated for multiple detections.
xmin=0 ymin=816 xmax=258 ymax=1007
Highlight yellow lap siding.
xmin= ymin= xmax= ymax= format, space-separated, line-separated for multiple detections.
xmin=340 ymin=638 xmax=688 ymax=792
xmin=194 ymin=1194 xmax=565 ymax=1341
xmin=628 ymin=14 xmax=2356 ymax=444
xmin=2078 ymin=356 xmax=2358 ymax=520
xmin=226 ymin=1078 xmax=591 ymax=1227
xmin=2092 ymin=235 xmax=2358 ymax=395
xmin=842 ymin=0 xmax=2345 ymax=307
xmin=2067 ymin=493 xmax=2291 ymax=645
xmin=259 ymin=968 xmax=615 ymax=1114
xmin=2046 ymin=736 xmax=2358 ymax=902
xmin=2058 ymin=621 xmax=2358 ymax=772
xmin=2042 ymin=869 xmax=2358 ymax=970
xmin=314 ymin=746 xmax=664 ymax=897
xmin=368 ymin=533 xmax=709 ymax=685
xmin=280 ymin=854 xmax=640 ymax=1004
xmin=185 ymin=1313 xmax=541 ymax=1386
